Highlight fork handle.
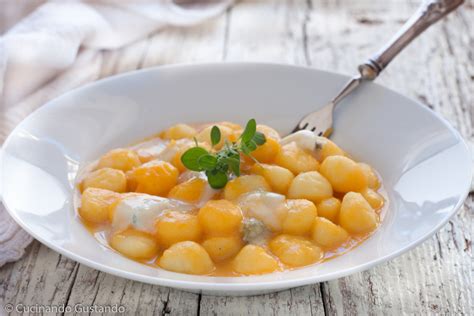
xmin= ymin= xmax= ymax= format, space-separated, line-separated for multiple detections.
xmin=358 ymin=0 xmax=464 ymax=80
xmin=331 ymin=0 xmax=463 ymax=105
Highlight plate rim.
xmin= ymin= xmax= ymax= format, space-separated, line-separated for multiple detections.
xmin=0 ymin=62 xmax=472 ymax=292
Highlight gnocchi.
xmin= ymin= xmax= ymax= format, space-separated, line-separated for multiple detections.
xmin=269 ymin=235 xmax=322 ymax=267
xmin=80 ymin=188 xmax=120 ymax=223
xmin=232 ymin=245 xmax=279 ymax=275
xmin=77 ymin=121 xmax=386 ymax=276
xmin=132 ymin=160 xmax=179 ymax=196
xmin=196 ymin=124 xmax=236 ymax=149
xmin=202 ymin=236 xmax=243 ymax=261
xmin=110 ymin=229 xmax=159 ymax=260
xmin=275 ymin=142 xmax=319 ymax=174
xmin=251 ymin=125 xmax=282 ymax=163
xmin=155 ymin=211 xmax=202 ymax=247
xmin=198 ymin=200 xmax=243 ymax=236
xmin=282 ymin=199 xmax=317 ymax=235
xmin=320 ymin=156 xmax=367 ymax=192
xmin=223 ymin=175 xmax=271 ymax=200
xmin=82 ymin=168 xmax=127 ymax=193
xmin=250 ymin=163 xmax=294 ymax=195
xmin=158 ymin=241 xmax=215 ymax=275
xmin=167 ymin=178 xmax=208 ymax=203
xmin=98 ymin=149 xmax=141 ymax=172
xmin=160 ymin=123 xmax=197 ymax=140
xmin=287 ymin=171 xmax=333 ymax=203
xmin=316 ymin=197 xmax=341 ymax=223
xmin=339 ymin=192 xmax=377 ymax=234
xmin=312 ymin=217 xmax=349 ymax=249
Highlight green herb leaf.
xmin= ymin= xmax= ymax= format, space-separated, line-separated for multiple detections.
xmin=198 ymin=154 xmax=218 ymax=170
xmin=247 ymin=140 xmax=257 ymax=151
xmin=240 ymin=142 xmax=251 ymax=155
xmin=228 ymin=147 xmax=239 ymax=156
xmin=240 ymin=119 xmax=257 ymax=143
xmin=223 ymin=156 xmax=241 ymax=176
xmin=206 ymin=170 xmax=228 ymax=189
xmin=181 ymin=147 xmax=209 ymax=171
xmin=181 ymin=119 xmax=268 ymax=188
xmin=252 ymin=131 xmax=266 ymax=146
xmin=210 ymin=126 xmax=221 ymax=147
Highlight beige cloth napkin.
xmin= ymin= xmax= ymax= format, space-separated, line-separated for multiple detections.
xmin=0 ymin=0 xmax=232 ymax=267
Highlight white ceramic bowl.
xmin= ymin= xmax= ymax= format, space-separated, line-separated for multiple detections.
xmin=0 ymin=63 xmax=471 ymax=296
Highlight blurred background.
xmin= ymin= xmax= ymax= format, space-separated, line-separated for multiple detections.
xmin=1 ymin=1 xmax=44 ymax=33
xmin=0 ymin=0 xmax=471 ymax=118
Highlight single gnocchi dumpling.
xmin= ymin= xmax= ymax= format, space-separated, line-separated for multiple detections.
xmin=218 ymin=121 xmax=243 ymax=131
xmin=312 ymin=217 xmax=349 ymax=249
xmin=168 ymin=178 xmax=208 ymax=203
xmin=250 ymin=164 xmax=294 ymax=195
xmin=360 ymin=188 xmax=384 ymax=210
xmin=79 ymin=188 xmax=120 ymax=223
xmin=250 ymin=125 xmax=282 ymax=163
xmin=198 ymin=200 xmax=243 ymax=236
xmin=359 ymin=163 xmax=381 ymax=190
xmin=223 ymin=175 xmax=270 ymax=200
xmin=316 ymin=197 xmax=341 ymax=223
xmin=339 ymin=192 xmax=378 ymax=234
xmin=170 ymin=148 xmax=189 ymax=173
xmin=282 ymin=199 xmax=318 ymax=235
xmin=159 ymin=241 xmax=215 ymax=275
xmin=196 ymin=124 xmax=236 ymax=149
xmin=315 ymin=138 xmax=345 ymax=161
xmin=251 ymin=137 xmax=281 ymax=164
xmin=161 ymin=123 xmax=197 ymax=140
xmin=269 ymin=234 xmax=323 ymax=267
xmin=202 ymin=236 xmax=243 ymax=261
xmin=132 ymin=161 xmax=179 ymax=196
xmin=98 ymin=148 xmax=141 ymax=172
xmin=110 ymin=229 xmax=159 ymax=260
xmin=287 ymin=171 xmax=333 ymax=203
xmin=320 ymin=156 xmax=367 ymax=192
xmin=256 ymin=124 xmax=281 ymax=140
xmin=155 ymin=211 xmax=202 ymax=248
xmin=274 ymin=142 xmax=319 ymax=175
xmin=232 ymin=245 xmax=279 ymax=275
xmin=82 ymin=168 xmax=127 ymax=193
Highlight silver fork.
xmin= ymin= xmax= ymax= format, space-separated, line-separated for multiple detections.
xmin=293 ymin=0 xmax=464 ymax=137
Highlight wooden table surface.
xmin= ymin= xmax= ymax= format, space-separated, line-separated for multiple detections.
xmin=1 ymin=0 xmax=472 ymax=314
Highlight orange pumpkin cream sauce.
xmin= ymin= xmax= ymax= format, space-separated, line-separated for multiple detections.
xmin=76 ymin=122 xmax=387 ymax=276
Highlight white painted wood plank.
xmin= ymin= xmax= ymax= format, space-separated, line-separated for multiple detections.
xmin=199 ymin=285 xmax=325 ymax=316
xmin=0 ymin=242 xmax=79 ymax=308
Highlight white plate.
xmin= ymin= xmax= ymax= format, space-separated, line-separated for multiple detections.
xmin=0 ymin=63 xmax=471 ymax=296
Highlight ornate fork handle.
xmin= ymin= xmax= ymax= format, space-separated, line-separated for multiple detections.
xmin=332 ymin=0 xmax=464 ymax=106
xmin=293 ymin=0 xmax=464 ymax=135
xmin=359 ymin=0 xmax=464 ymax=80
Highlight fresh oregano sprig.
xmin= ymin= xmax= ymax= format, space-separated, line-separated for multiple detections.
xmin=181 ymin=119 xmax=266 ymax=189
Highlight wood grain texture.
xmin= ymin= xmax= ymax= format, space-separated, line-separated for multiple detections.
xmin=0 ymin=0 xmax=472 ymax=314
